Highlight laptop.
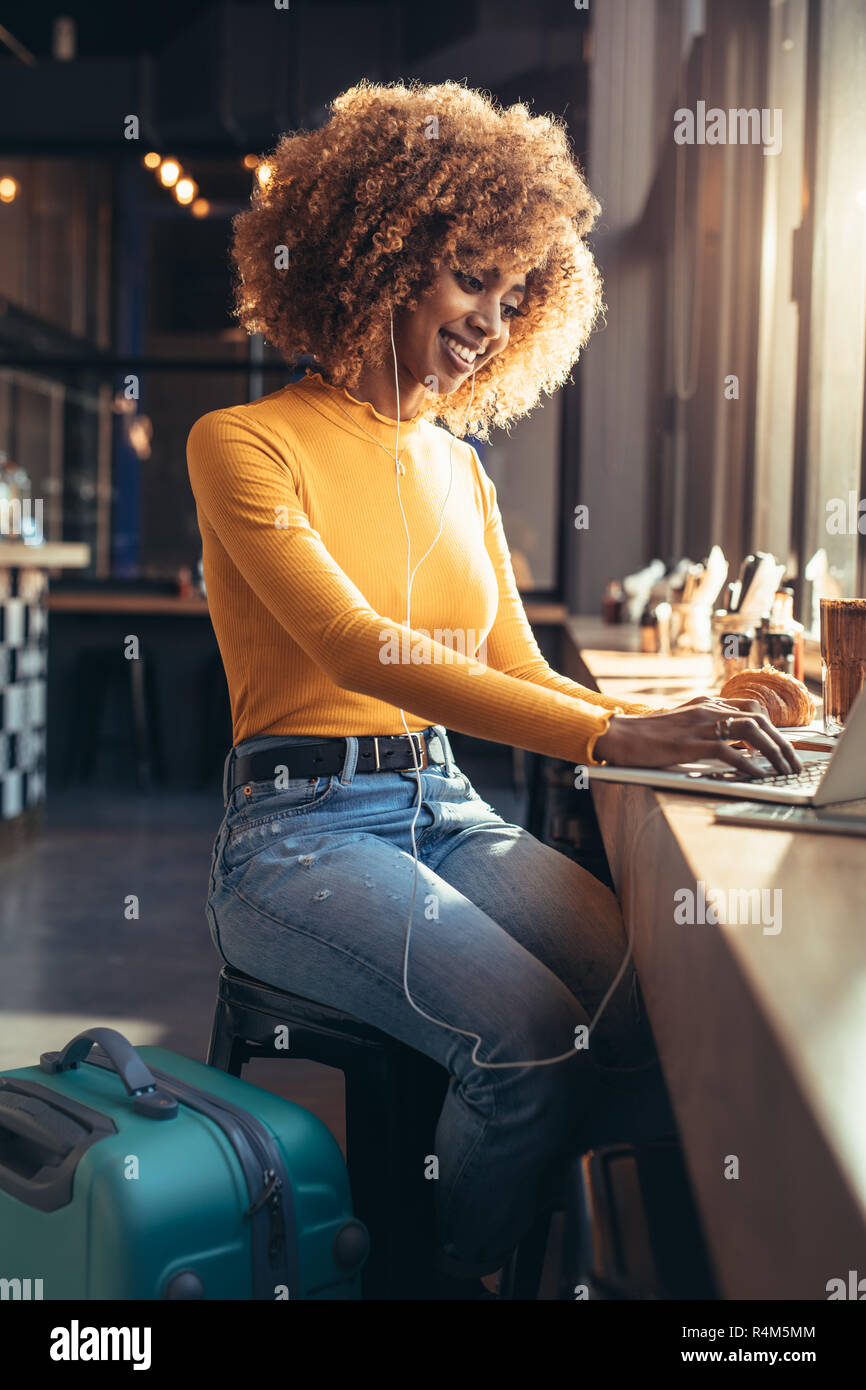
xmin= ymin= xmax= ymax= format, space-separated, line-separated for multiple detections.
xmin=586 ymin=686 xmax=866 ymax=805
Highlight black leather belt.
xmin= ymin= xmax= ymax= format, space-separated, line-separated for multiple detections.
xmin=228 ymin=729 xmax=448 ymax=795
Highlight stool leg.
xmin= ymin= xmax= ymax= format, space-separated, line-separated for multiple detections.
xmin=497 ymin=1208 xmax=552 ymax=1300
xmin=344 ymin=1049 xmax=414 ymax=1300
xmin=346 ymin=1048 xmax=448 ymax=1300
xmin=392 ymin=1050 xmax=449 ymax=1296
xmin=207 ymin=998 xmax=246 ymax=1077
xmin=128 ymin=655 xmax=153 ymax=791
xmin=80 ymin=670 xmax=106 ymax=785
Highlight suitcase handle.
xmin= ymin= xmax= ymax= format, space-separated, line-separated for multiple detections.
xmin=0 ymin=1078 xmax=116 ymax=1213
xmin=39 ymin=1027 xmax=178 ymax=1120
xmin=0 ymin=1090 xmax=88 ymax=1157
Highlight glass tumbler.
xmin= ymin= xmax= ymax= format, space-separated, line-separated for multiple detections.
xmin=820 ymin=597 xmax=866 ymax=734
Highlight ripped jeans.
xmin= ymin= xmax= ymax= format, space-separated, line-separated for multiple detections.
xmin=205 ymin=725 xmax=662 ymax=1277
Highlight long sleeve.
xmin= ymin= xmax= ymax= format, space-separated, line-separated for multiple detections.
xmin=473 ymin=449 xmax=663 ymax=721
xmin=187 ymin=405 xmax=641 ymax=765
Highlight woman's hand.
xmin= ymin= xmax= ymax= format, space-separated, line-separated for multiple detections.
xmin=593 ymin=696 xmax=803 ymax=777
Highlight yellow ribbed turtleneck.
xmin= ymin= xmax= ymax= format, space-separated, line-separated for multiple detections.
xmin=186 ymin=369 xmax=656 ymax=764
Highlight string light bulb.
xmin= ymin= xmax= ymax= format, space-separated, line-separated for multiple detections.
xmin=158 ymin=158 xmax=181 ymax=188
xmin=174 ymin=177 xmax=198 ymax=205
xmin=0 ymin=176 xmax=19 ymax=203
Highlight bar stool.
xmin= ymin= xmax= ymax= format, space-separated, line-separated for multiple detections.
xmin=64 ymin=645 xmax=160 ymax=788
xmin=206 ymin=964 xmax=450 ymax=1300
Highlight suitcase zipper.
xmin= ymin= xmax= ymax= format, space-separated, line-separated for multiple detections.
xmin=84 ymin=1054 xmax=297 ymax=1299
xmin=247 ymin=1167 xmax=287 ymax=1259
xmin=144 ymin=1065 xmax=297 ymax=1298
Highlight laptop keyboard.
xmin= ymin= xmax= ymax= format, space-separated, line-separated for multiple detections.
xmin=697 ymin=761 xmax=826 ymax=787
xmin=755 ymin=761 xmax=826 ymax=787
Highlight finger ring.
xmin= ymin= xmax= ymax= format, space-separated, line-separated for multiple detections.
xmin=715 ymin=717 xmax=734 ymax=740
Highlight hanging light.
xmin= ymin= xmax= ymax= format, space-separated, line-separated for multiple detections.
xmin=191 ymin=197 xmax=211 ymax=218
xmin=0 ymin=176 xmax=19 ymax=203
xmin=174 ymin=177 xmax=198 ymax=205
xmin=142 ymin=151 xmax=161 ymax=170
xmin=256 ymin=163 xmax=273 ymax=188
xmin=243 ymin=153 xmax=259 ymax=170
xmin=158 ymin=158 xmax=181 ymax=188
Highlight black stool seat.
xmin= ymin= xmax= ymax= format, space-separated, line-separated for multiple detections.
xmin=207 ymin=964 xmax=449 ymax=1299
xmin=208 ymin=965 xmax=404 ymax=1059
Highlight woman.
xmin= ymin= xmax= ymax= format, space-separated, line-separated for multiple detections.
xmin=187 ymin=80 xmax=800 ymax=1298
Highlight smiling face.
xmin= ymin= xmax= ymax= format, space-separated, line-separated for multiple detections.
xmin=395 ymin=259 xmax=528 ymax=397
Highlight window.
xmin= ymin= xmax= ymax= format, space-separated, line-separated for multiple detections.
xmin=798 ymin=0 xmax=866 ymax=630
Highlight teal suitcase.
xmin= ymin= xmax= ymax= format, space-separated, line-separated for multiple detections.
xmin=0 ymin=1027 xmax=368 ymax=1300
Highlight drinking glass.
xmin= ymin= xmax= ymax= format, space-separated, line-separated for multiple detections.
xmin=820 ymin=597 xmax=866 ymax=734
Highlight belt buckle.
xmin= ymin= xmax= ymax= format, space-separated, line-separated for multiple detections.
xmin=372 ymin=732 xmax=425 ymax=771
xmin=407 ymin=731 xmax=425 ymax=769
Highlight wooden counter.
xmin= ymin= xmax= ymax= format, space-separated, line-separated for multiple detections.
xmin=45 ymin=592 xmax=210 ymax=616
xmin=0 ymin=542 xmax=90 ymax=568
xmin=568 ymin=615 xmax=866 ymax=1300
xmin=43 ymin=593 xmax=567 ymax=622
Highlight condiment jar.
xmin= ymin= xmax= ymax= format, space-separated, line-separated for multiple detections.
xmin=763 ymin=630 xmax=795 ymax=676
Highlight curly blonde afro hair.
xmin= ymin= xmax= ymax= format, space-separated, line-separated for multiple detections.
xmin=231 ymin=79 xmax=603 ymax=439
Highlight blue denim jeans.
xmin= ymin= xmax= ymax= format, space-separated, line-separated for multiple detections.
xmin=206 ymin=725 xmax=660 ymax=1277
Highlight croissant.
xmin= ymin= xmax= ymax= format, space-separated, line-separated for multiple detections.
xmin=719 ymin=665 xmax=816 ymax=727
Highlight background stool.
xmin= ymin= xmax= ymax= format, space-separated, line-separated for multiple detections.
xmin=207 ymin=964 xmax=450 ymax=1300
xmin=63 ymin=644 xmax=160 ymax=788
xmin=497 ymin=1206 xmax=556 ymax=1299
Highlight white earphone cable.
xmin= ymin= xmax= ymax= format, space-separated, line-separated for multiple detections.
xmin=387 ymin=310 xmax=652 ymax=1070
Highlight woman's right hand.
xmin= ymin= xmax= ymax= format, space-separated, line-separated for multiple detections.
xmin=593 ymin=699 xmax=803 ymax=777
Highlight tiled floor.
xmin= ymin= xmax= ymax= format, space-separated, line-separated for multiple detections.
xmin=0 ymin=743 xmax=526 ymax=1159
